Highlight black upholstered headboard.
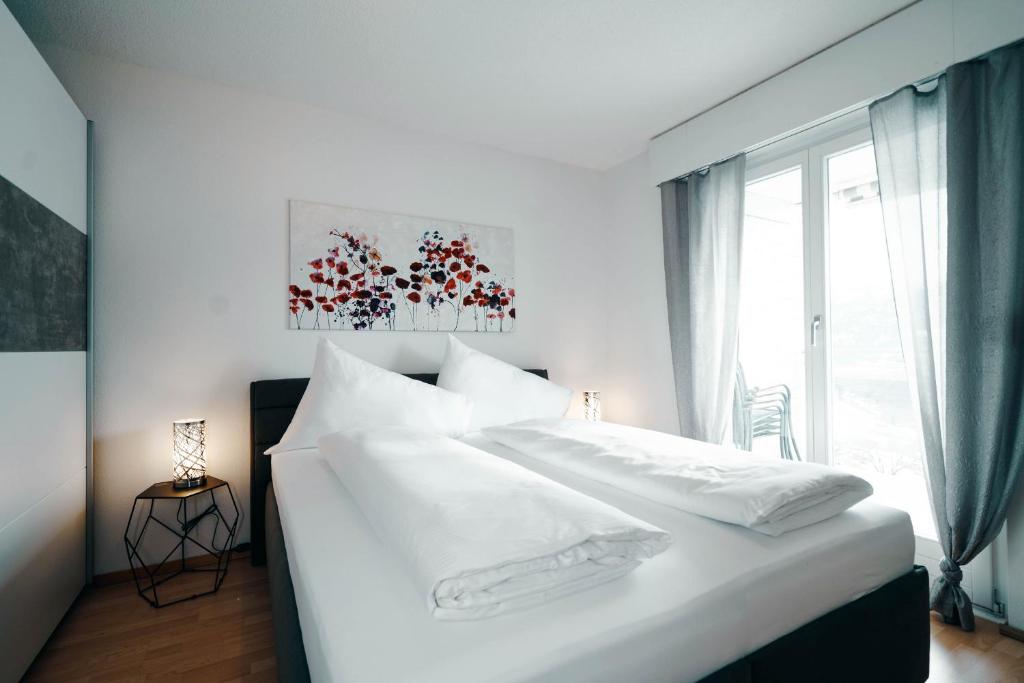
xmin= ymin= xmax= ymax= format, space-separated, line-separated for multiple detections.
xmin=249 ymin=370 xmax=548 ymax=566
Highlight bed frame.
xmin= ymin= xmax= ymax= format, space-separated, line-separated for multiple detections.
xmin=251 ymin=375 xmax=930 ymax=683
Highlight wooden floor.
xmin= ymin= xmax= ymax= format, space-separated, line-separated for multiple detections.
xmin=24 ymin=557 xmax=1024 ymax=682
xmin=25 ymin=554 xmax=276 ymax=682
xmin=931 ymin=615 xmax=1024 ymax=682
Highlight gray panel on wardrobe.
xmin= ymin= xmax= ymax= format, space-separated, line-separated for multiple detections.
xmin=0 ymin=173 xmax=87 ymax=351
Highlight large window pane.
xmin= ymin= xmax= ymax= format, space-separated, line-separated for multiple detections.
xmin=826 ymin=143 xmax=935 ymax=540
xmin=737 ymin=167 xmax=806 ymax=459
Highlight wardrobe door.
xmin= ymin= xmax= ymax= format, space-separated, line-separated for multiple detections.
xmin=0 ymin=4 xmax=88 ymax=680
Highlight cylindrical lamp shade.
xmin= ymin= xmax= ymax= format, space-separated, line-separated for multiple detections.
xmin=172 ymin=419 xmax=207 ymax=489
xmin=583 ymin=391 xmax=602 ymax=422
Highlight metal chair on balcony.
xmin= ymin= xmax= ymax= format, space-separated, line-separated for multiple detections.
xmin=733 ymin=363 xmax=801 ymax=461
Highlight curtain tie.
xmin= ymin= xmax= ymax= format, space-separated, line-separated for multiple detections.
xmin=939 ymin=557 xmax=963 ymax=586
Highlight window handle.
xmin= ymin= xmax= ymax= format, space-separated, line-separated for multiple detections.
xmin=811 ymin=315 xmax=823 ymax=347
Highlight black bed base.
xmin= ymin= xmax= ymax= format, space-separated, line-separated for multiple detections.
xmin=700 ymin=565 xmax=929 ymax=682
xmin=265 ymin=482 xmax=929 ymax=683
xmin=266 ymin=484 xmax=312 ymax=683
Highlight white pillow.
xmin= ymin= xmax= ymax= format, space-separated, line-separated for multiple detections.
xmin=266 ymin=338 xmax=472 ymax=454
xmin=436 ymin=335 xmax=572 ymax=430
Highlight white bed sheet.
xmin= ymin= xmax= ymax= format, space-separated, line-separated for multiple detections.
xmin=271 ymin=434 xmax=913 ymax=683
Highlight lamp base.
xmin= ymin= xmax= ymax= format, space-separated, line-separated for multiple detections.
xmin=172 ymin=475 xmax=208 ymax=490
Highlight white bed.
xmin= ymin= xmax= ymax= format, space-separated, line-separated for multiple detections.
xmin=271 ymin=432 xmax=913 ymax=683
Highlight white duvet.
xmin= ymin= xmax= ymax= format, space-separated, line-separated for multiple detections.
xmin=483 ymin=419 xmax=873 ymax=536
xmin=319 ymin=428 xmax=670 ymax=620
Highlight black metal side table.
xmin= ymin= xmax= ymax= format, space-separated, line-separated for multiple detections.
xmin=124 ymin=476 xmax=239 ymax=608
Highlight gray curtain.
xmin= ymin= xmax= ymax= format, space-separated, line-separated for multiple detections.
xmin=660 ymin=155 xmax=746 ymax=444
xmin=871 ymin=39 xmax=1024 ymax=631
xmin=941 ymin=41 xmax=1024 ymax=630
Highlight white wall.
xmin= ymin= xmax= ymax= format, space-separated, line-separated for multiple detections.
xmin=41 ymin=47 xmax=612 ymax=575
xmin=600 ymin=153 xmax=677 ymax=434
xmin=1008 ymin=484 xmax=1024 ymax=629
xmin=0 ymin=4 xmax=87 ymax=680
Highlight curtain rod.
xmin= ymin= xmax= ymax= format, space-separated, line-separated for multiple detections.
xmin=651 ymin=0 xmax=927 ymax=143
xmin=665 ymin=69 xmax=944 ymax=184
xmin=664 ymin=34 xmax=1024 ymax=184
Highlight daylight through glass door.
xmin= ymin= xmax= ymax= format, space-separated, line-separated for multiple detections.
xmin=736 ymin=167 xmax=806 ymax=461
xmin=825 ymin=142 xmax=934 ymax=540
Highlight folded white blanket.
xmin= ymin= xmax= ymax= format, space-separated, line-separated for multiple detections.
xmin=320 ymin=428 xmax=670 ymax=620
xmin=483 ymin=419 xmax=873 ymax=536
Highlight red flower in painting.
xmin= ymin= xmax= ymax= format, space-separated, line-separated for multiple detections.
xmin=289 ymin=284 xmax=301 ymax=297
xmin=310 ymin=272 xmax=326 ymax=284
xmin=309 ymin=258 xmax=324 ymax=270
xmin=407 ymin=291 xmax=422 ymax=303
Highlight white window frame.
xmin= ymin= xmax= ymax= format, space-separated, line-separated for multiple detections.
xmin=742 ymin=112 xmax=999 ymax=612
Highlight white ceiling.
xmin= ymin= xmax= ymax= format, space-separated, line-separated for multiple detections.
xmin=6 ymin=0 xmax=915 ymax=170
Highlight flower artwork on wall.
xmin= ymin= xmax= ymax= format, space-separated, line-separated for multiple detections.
xmin=288 ymin=200 xmax=515 ymax=331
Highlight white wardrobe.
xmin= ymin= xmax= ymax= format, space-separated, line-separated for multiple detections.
xmin=0 ymin=4 xmax=89 ymax=679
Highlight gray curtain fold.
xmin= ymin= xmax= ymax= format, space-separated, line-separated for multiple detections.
xmin=660 ymin=155 xmax=746 ymax=444
xmin=871 ymin=39 xmax=1024 ymax=631
xmin=940 ymin=40 xmax=1024 ymax=630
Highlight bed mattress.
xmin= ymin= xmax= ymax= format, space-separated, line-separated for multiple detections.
xmin=271 ymin=433 xmax=913 ymax=683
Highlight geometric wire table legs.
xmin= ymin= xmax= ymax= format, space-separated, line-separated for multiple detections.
xmin=123 ymin=479 xmax=239 ymax=608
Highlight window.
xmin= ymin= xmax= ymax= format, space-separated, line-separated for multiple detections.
xmin=736 ymin=122 xmax=933 ymax=540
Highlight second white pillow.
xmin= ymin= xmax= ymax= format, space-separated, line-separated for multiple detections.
xmin=436 ymin=335 xmax=572 ymax=430
xmin=267 ymin=338 xmax=472 ymax=454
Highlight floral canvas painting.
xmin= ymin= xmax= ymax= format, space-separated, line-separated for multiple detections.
xmin=288 ymin=201 xmax=515 ymax=331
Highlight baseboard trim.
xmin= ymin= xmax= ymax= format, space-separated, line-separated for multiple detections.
xmin=92 ymin=549 xmax=248 ymax=587
xmin=999 ymin=623 xmax=1024 ymax=643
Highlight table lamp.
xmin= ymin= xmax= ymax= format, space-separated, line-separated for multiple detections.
xmin=172 ymin=418 xmax=207 ymax=489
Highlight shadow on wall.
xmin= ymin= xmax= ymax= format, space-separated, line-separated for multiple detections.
xmin=97 ymin=424 xmax=248 ymax=574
